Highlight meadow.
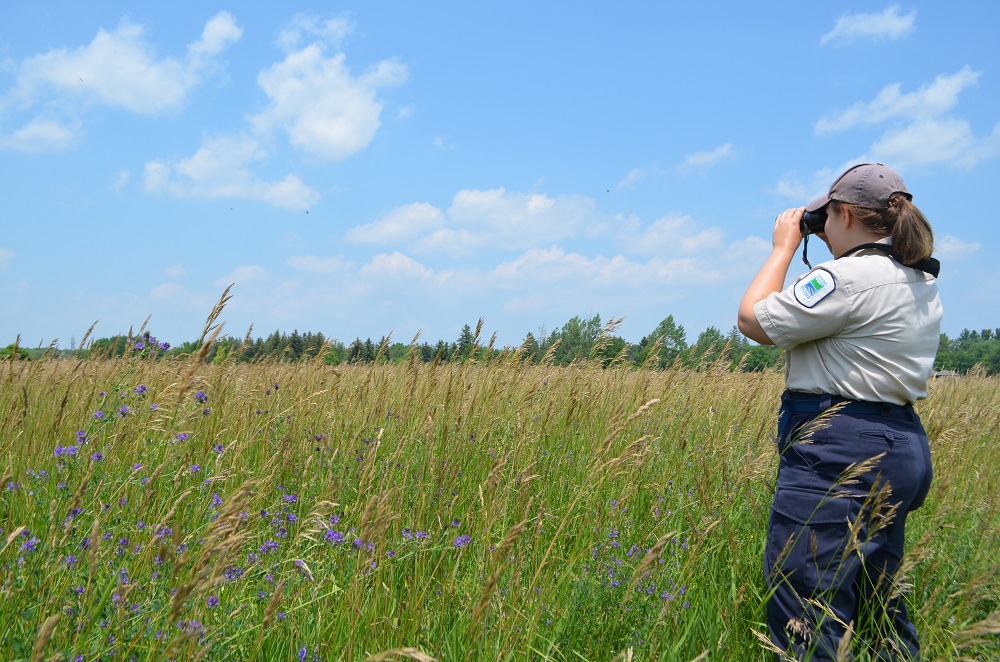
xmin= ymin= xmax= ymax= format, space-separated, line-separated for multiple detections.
xmin=1 ymin=335 xmax=998 ymax=660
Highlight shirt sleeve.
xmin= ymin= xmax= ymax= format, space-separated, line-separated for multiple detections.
xmin=753 ymin=265 xmax=851 ymax=349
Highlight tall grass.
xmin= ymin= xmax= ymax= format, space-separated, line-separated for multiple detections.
xmin=1 ymin=344 xmax=997 ymax=660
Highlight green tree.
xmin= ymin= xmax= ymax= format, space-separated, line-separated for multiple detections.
xmin=636 ymin=316 xmax=687 ymax=369
xmin=685 ymin=326 xmax=726 ymax=369
xmin=0 ymin=344 xmax=30 ymax=361
xmin=456 ymin=324 xmax=476 ymax=361
xmin=552 ymin=314 xmax=602 ymax=365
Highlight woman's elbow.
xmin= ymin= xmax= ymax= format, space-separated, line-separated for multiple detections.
xmin=737 ymin=308 xmax=774 ymax=345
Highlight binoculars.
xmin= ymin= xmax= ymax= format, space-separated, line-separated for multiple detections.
xmin=800 ymin=208 xmax=827 ymax=235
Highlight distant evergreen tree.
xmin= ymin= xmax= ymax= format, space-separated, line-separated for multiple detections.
xmin=456 ymin=324 xmax=475 ymax=361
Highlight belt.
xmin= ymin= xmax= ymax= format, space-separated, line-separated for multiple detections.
xmin=781 ymin=390 xmax=913 ymax=416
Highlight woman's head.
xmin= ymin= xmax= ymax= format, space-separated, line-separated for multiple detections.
xmin=807 ymin=163 xmax=934 ymax=265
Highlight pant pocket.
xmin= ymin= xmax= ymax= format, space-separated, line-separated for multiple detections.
xmin=766 ymin=486 xmax=861 ymax=594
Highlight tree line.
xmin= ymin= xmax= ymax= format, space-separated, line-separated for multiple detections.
xmin=6 ymin=316 xmax=999 ymax=375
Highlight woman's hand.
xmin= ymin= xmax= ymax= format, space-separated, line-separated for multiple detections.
xmin=737 ymin=207 xmax=806 ymax=345
xmin=772 ymin=207 xmax=806 ymax=253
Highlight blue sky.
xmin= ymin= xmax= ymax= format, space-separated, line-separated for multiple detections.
xmin=1 ymin=2 xmax=996 ymax=350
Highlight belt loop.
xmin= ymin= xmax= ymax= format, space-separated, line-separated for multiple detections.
xmin=818 ymin=393 xmax=832 ymax=412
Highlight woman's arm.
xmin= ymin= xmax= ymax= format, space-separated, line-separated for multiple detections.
xmin=737 ymin=207 xmax=805 ymax=345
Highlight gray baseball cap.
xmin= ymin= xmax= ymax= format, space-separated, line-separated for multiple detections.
xmin=806 ymin=163 xmax=911 ymax=212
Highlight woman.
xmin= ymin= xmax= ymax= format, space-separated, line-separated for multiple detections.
xmin=737 ymin=163 xmax=942 ymax=660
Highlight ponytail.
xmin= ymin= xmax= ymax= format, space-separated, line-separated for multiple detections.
xmin=834 ymin=194 xmax=935 ymax=265
xmin=885 ymin=193 xmax=934 ymax=265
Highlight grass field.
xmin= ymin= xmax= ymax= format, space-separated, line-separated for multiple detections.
xmin=1 ymin=340 xmax=998 ymax=660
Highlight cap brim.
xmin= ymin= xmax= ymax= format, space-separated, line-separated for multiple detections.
xmin=806 ymin=195 xmax=830 ymax=212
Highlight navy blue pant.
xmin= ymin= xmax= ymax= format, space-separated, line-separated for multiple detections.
xmin=765 ymin=391 xmax=933 ymax=661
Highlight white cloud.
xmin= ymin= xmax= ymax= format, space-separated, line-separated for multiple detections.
xmin=616 ymin=167 xmax=646 ymax=190
xmin=249 ymin=44 xmax=407 ymax=161
xmin=111 ymin=169 xmax=131 ymax=193
xmin=361 ymin=252 xmax=435 ymax=281
xmin=143 ymin=134 xmax=320 ymax=210
xmin=679 ymin=143 xmax=734 ymax=171
xmin=8 ymin=13 xmax=241 ymax=115
xmin=0 ymin=117 xmax=79 ymax=152
xmin=277 ymin=13 xmax=354 ymax=53
xmin=188 ymin=11 xmax=243 ymax=62
xmin=164 ymin=264 xmax=187 ymax=279
xmin=622 ymin=213 xmax=725 ymax=254
xmin=215 ymin=265 xmax=268 ymax=288
xmin=491 ymin=247 xmax=704 ymax=289
xmin=935 ymin=235 xmax=981 ymax=258
xmin=871 ymin=118 xmax=976 ymax=166
xmin=149 ymin=283 xmax=184 ymax=301
xmin=286 ymin=255 xmax=352 ymax=275
xmin=820 ymin=5 xmax=916 ymax=46
xmin=1 ymin=12 xmax=241 ymax=152
xmin=345 ymin=202 xmax=445 ymax=243
xmin=345 ymin=188 xmax=600 ymax=255
xmin=812 ymin=67 xmax=999 ymax=169
xmin=816 ymin=68 xmax=979 ymax=134
xmin=0 ymin=247 xmax=13 ymax=271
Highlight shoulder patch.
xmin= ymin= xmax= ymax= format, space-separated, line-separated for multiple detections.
xmin=793 ymin=268 xmax=836 ymax=308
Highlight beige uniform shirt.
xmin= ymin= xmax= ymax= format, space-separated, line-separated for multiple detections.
xmin=754 ymin=241 xmax=942 ymax=405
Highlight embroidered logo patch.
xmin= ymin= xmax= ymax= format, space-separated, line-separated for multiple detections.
xmin=794 ymin=269 xmax=836 ymax=308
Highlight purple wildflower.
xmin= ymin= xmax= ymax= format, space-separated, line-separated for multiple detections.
xmin=91 ymin=451 xmax=104 ymax=462
xmin=94 ymin=411 xmax=103 ymax=420
xmin=206 ymin=596 xmax=219 ymax=609
xmin=134 ymin=385 xmax=147 ymax=396
xmin=213 ymin=444 xmax=224 ymax=454
xmin=118 ymin=405 xmax=130 ymax=418
xmin=324 ymin=530 xmax=345 ymax=545
xmin=176 ymin=433 xmax=189 ymax=442
xmin=194 ymin=390 xmax=208 ymax=404
xmin=453 ymin=534 xmax=471 ymax=548
xmin=190 ymin=465 xmax=200 ymax=473
xmin=54 ymin=445 xmax=65 ymax=457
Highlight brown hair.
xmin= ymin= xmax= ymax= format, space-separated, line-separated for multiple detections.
xmin=831 ymin=193 xmax=935 ymax=265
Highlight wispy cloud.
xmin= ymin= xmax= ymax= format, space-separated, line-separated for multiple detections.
xmin=111 ymin=169 xmax=131 ymax=193
xmin=286 ymin=255 xmax=353 ymax=275
xmin=814 ymin=68 xmax=998 ymax=168
xmin=820 ymin=5 xmax=916 ymax=46
xmin=277 ymin=13 xmax=355 ymax=53
xmin=616 ymin=167 xmax=646 ymax=190
xmin=678 ymin=143 xmax=734 ymax=172
xmin=816 ymin=68 xmax=979 ymax=134
xmin=144 ymin=134 xmax=320 ymax=210
xmin=0 ymin=117 xmax=79 ymax=152
xmin=935 ymin=235 xmax=981 ymax=258
xmin=346 ymin=188 xmax=601 ymax=256
xmin=620 ymin=213 xmax=725 ymax=255
xmin=1 ymin=12 xmax=242 ymax=152
xmin=0 ymin=248 xmax=13 ymax=271
xmin=214 ymin=265 xmax=269 ymax=289
xmin=345 ymin=203 xmax=445 ymax=244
